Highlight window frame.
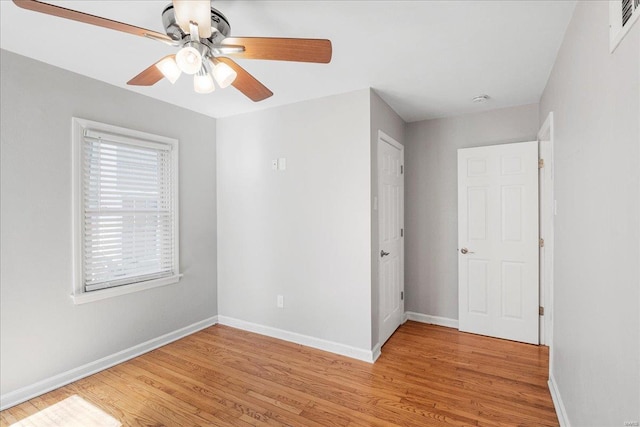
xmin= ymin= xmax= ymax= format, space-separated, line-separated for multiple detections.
xmin=71 ymin=118 xmax=180 ymax=304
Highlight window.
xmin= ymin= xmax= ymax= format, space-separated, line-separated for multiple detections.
xmin=72 ymin=118 xmax=179 ymax=304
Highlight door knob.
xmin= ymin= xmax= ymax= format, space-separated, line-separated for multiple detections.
xmin=460 ymin=248 xmax=475 ymax=254
xmin=380 ymin=250 xmax=390 ymax=257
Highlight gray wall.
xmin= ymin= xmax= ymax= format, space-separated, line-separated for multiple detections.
xmin=0 ymin=50 xmax=218 ymax=395
xmin=404 ymin=104 xmax=539 ymax=320
xmin=217 ymin=89 xmax=373 ymax=351
xmin=539 ymin=2 xmax=640 ymax=425
xmin=370 ymin=89 xmax=406 ymax=348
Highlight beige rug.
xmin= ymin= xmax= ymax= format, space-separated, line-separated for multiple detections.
xmin=11 ymin=395 xmax=121 ymax=427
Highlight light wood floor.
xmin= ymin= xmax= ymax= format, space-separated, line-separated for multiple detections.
xmin=1 ymin=321 xmax=558 ymax=426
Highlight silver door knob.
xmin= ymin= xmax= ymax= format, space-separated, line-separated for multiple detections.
xmin=460 ymin=248 xmax=475 ymax=254
xmin=380 ymin=250 xmax=390 ymax=257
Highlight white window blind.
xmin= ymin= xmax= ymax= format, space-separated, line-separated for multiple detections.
xmin=81 ymin=128 xmax=177 ymax=292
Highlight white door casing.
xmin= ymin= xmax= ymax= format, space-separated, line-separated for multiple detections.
xmin=458 ymin=141 xmax=539 ymax=344
xmin=378 ymin=131 xmax=404 ymax=346
xmin=538 ymin=112 xmax=555 ymax=349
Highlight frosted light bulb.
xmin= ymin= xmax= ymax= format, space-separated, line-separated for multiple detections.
xmin=193 ymin=72 xmax=215 ymax=94
xmin=212 ymin=62 xmax=237 ymax=88
xmin=155 ymin=56 xmax=181 ymax=84
xmin=176 ymin=46 xmax=202 ymax=75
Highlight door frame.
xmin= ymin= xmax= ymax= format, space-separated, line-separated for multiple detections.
xmin=377 ymin=130 xmax=405 ymax=347
xmin=538 ymin=112 xmax=555 ymax=350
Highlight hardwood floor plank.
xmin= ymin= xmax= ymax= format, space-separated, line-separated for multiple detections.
xmin=0 ymin=401 xmax=39 ymax=424
xmin=188 ymin=333 xmax=394 ymax=396
xmin=146 ymin=349 xmax=331 ymax=427
xmin=134 ymin=349 xmax=308 ymax=427
xmin=111 ymin=362 xmax=240 ymax=426
xmin=128 ymin=355 xmax=274 ymax=426
xmin=0 ymin=411 xmax=18 ymax=425
xmin=67 ymin=376 xmax=165 ymax=426
xmin=95 ymin=369 xmax=220 ymax=427
xmin=0 ymin=321 xmax=558 ymax=427
xmin=160 ymin=336 xmax=445 ymax=426
xmin=122 ymin=359 xmax=256 ymax=427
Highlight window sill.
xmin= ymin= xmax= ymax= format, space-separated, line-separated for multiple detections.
xmin=71 ymin=274 xmax=182 ymax=305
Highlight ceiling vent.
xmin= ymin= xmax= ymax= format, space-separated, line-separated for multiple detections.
xmin=610 ymin=0 xmax=640 ymax=52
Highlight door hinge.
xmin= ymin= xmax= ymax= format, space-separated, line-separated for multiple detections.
xmin=401 ymin=291 xmax=404 ymax=300
xmin=401 ymin=228 xmax=404 ymax=237
xmin=539 ymin=238 xmax=545 ymax=248
xmin=401 ymin=165 xmax=404 ymax=174
xmin=538 ymin=159 xmax=544 ymax=169
xmin=539 ymin=306 xmax=544 ymax=316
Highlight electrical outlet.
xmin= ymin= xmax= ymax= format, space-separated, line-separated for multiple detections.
xmin=277 ymin=295 xmax=284 ymax=308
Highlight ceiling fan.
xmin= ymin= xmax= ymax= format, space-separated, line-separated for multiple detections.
xmin=12 ymin=0 xmax=333 ymax=102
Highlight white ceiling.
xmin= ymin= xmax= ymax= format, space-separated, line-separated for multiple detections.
xmin=0 ymin=1 xmax=576 ymax=122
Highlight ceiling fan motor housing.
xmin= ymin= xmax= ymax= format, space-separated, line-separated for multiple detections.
xmin=162 ymin=3 xmax=230 ymax=43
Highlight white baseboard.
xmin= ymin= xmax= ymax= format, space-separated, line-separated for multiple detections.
xmin=0 ymin=316 xmax=219 ymax=411
xmin=217 ymin=315 xmax=376 ymax=363
xmin=405 ymin=311 xmax=459 ymax=329
xmin=548 ymin=373 xmax=571 ymax=427
xmin=371 ymin=343 xmax=381 ymax=362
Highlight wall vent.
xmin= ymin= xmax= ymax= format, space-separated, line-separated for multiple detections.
xmin=610 ymin=0 xmax=640 ymax=52
xmin=622 ymin=0 xmax=633 ymax=26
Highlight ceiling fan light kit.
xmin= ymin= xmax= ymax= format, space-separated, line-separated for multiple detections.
xmin=194 ymin=68 xmax=216 ymax=94
xmin=12 ymin=0 xmax=333 ymax=102
xmin=155 ymin=56 xmax=181 ymax=84
xmin=210 ymin=58 xmax=237 ymax=89
xmin=175 ymin=43 xmax=204 ymax=75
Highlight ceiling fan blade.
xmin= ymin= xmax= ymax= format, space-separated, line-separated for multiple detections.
xmin=221 ymin=37 xmax=332 ymax=63
xmin=216 ymin=57 xmax=273 ymax=102
xmin=12 ymin=0 xmax=172 ymax=42
xmin=127 ymin=56 xmax=175 ymax=86
xmin=172 ymin=0 xmax=212 ymax=38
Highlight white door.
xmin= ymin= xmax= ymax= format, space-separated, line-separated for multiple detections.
xmin=458 ymin=141 xmax=539 ymax=344
xmin=379 ymin=131 xmax=404 ymax=346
